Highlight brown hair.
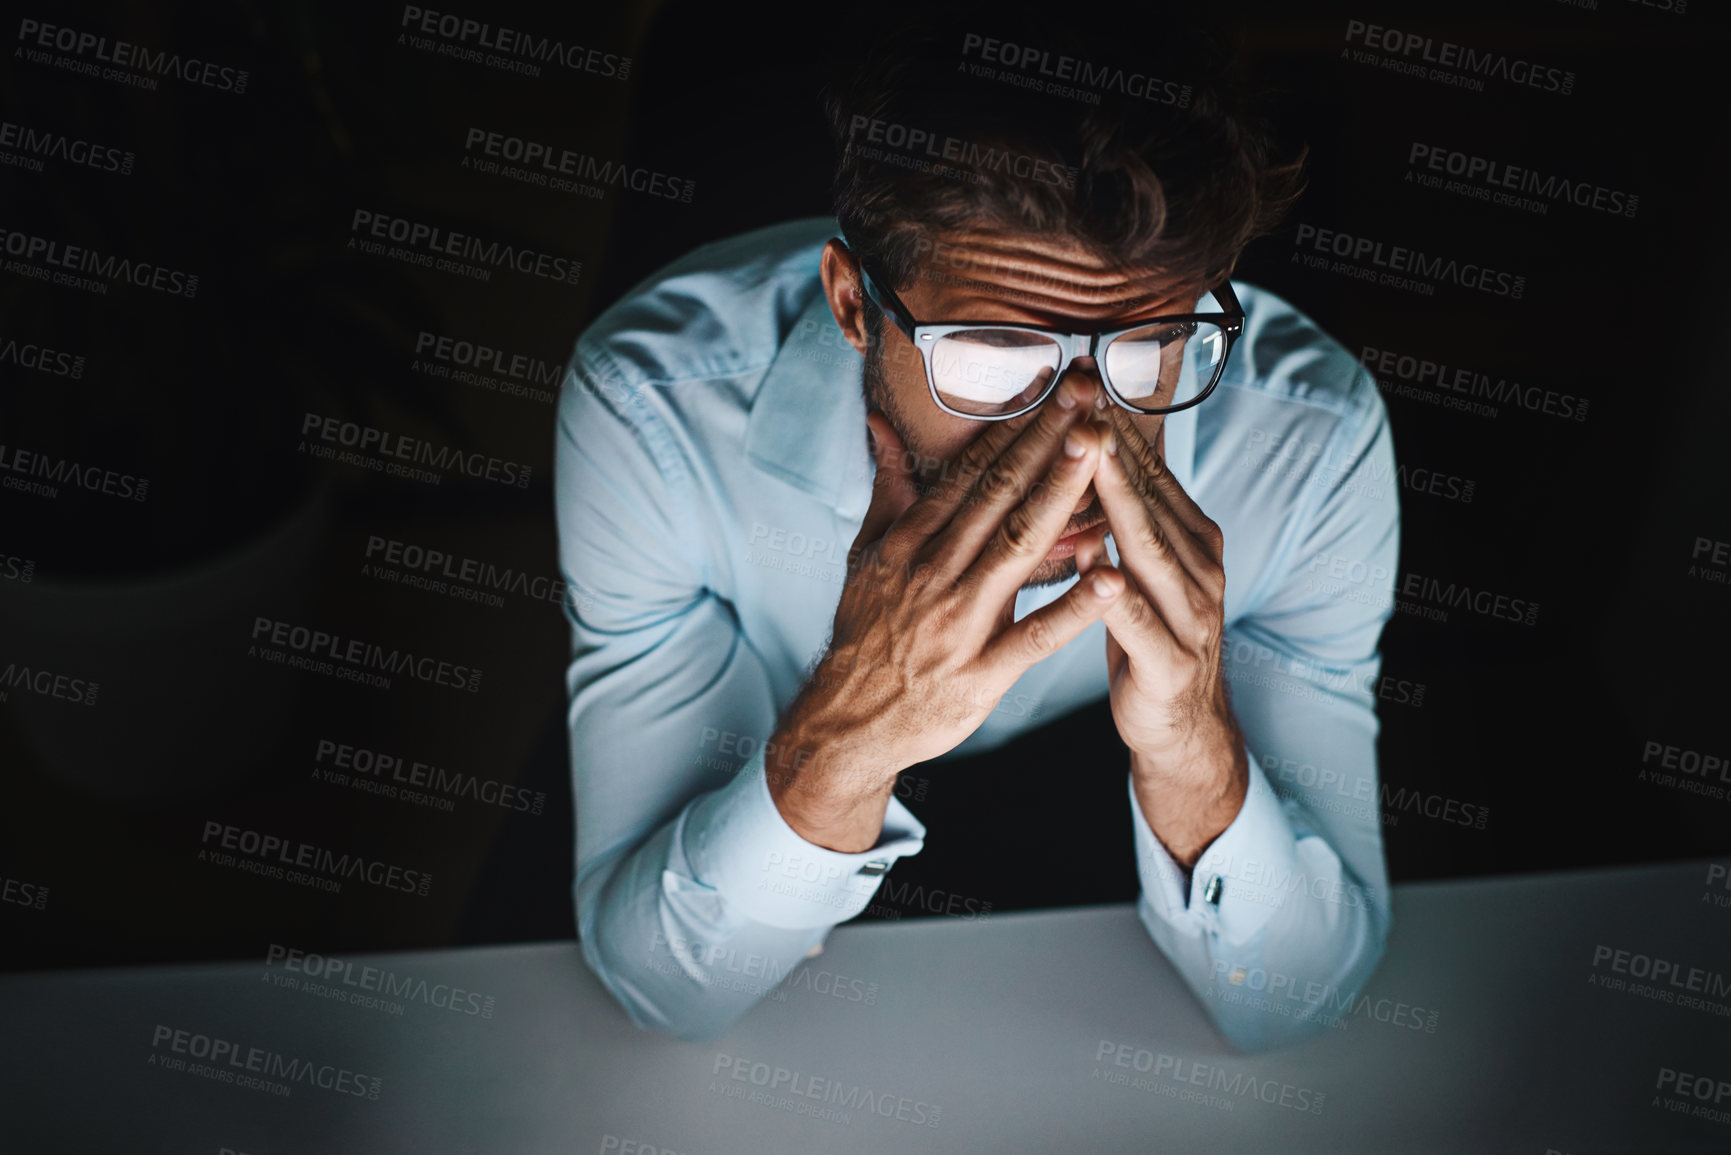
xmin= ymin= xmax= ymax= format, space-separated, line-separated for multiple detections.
xmin=823 ymin=4 xmax=1306 ymax=297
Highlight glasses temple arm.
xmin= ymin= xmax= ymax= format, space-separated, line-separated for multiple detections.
xmin=840 ymin=240 xmax=921 ymax=339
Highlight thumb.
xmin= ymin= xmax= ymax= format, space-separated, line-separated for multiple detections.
xmin=856 ymin=411 xmax=919 ymax=547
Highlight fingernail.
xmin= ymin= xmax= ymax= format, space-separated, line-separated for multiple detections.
xmin=1056 ymin=380 xmax=1078 ymax=410
xmin=1091 ymin=573 xmax=1118 ymax=598
xmin=1063 ymin=430 xmax=1087 ymax=459
xmin=1103 ymin=428 xmax=1118 ymax=456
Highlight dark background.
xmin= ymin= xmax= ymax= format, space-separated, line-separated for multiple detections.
xmin=2 ymin=0 xmax=1725 ymax=970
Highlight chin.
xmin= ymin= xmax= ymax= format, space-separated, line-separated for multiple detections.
xmin=1020 ymin=555 xmax=1080 ymax=592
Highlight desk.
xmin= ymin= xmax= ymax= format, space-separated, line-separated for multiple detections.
xmin=3 ymin=861 xmax=1728 ymax=1154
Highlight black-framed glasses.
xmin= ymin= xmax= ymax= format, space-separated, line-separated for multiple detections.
xmin=846 ymin=242 xmax=1244 ymax=421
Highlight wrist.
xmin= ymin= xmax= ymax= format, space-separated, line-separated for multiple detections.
xmin=1128 ymin=692 xmax=1239 ymax=782
xmin=771 ymin=664 xmax=907 ymax=791
xmin=1130 ymin=725 xmax=1249 ymax=869
xmin=1129 ymin=700 xmax=1245 ymax=782
xmin=765 ymin=715 xmax=901 ymax=854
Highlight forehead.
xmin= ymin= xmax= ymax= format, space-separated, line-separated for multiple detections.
xmin=900 ymin=230 xmax=1203 ymax=326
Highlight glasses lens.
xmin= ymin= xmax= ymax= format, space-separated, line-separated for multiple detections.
xmin=928 ymin=329 xmax=1063 ymax=417
xmin=1103 ymin=321 xmax=1228 ymax=412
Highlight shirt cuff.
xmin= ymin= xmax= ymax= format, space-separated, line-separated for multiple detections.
xmin=1129 ymin=744 xmax=1301 ymax=946
xmin=684 ymin=748 xmax=926 ymax=929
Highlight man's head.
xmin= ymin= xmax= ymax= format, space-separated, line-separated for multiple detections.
xmin=817 ymin=5 xmax=1304 ymax=589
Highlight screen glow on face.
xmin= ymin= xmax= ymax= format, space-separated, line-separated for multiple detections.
xmin=851 ymin=243 xmax=1240 ymax=419
xmin=924 ymin=321 xmax=1224 ymax=415
xmin=930 ymin=331 xmax=1062 ymax=405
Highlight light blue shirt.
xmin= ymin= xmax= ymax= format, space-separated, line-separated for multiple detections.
xmin=555 ymin=217 xmax=1399 ymax=1046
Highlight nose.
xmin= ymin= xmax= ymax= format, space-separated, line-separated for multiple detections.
xmin=1062 ymin=355 xmax=1103 ymax=390
xmin=1057 ymin=372 xmax=1100 ymax=411
xmin=1055 ymin=357 xmax=1118 ymax=420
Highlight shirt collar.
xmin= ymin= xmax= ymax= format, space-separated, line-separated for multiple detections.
xmin=744 ymin=289 xmax=868 ymax=513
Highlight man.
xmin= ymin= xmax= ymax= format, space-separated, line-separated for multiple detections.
xmin=555 ymin=13 xmax=1398 ymax=1047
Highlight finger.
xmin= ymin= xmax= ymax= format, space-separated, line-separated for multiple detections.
xmin=984 ymin=562 xmax=1125 ymax=670
xmin=970 ymin=420 xmax=1106 ymax=605
xmin=855 ymin=411 xmax=920 ymax=549
xmin=857 ymin=407 xmax=1032 ymax=560
xmin=1105 ymin=411 xmax=1223 ymax=554
xmin=1097 ymin=432 xmax=1216 ymax=587
xmin=1098 ymin=579 xmax=1180 ymax=670
xmin=1094 ymin=446 xmax=1206 ymax=630
xmin=932 ymin=375 xmax=1100 ymax=572
xmin=1072 ymin=521 xmax=1112 ymax=576
xmin=921 ymin=376 xmax=1098 ymax=540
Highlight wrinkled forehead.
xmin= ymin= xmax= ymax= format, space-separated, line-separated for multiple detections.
xmin=898 ymin=231 xmax=1205 ymax=324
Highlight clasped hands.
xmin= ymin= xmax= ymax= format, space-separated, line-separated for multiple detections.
xmin=772 ymin=374 xmax=1248 ymax=865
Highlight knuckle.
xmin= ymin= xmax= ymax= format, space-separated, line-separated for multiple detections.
xmin=1199 ymin=557 xmax=1226 ymax=596
xmin=851 ymin=522 xmax=890 ymax=558
xmin=1021 ymin=613 xmax=1058 ymax=656
xmin=977 ymin=461 xmax=1022 ymax=503
xmin=874 ymin=525 xmax=914 ymax=562
xmin=907 ymin=498 xmax=957 ymax=538
xmin=1137 ymin=520 xmax=1170 ymax=558
xmin=1020 ymin=477 xmax=1051 ymax=510
xmin=960 ymin=427 xmax=1012 ymax=474
xmin=1110 ymin=417 xmax=1144 ymax=456
xmin=944 ymin=567 xmax=981 ymax=602
xmin=1027 ymin=471 xmax=1072 ymax=511
xmin=995 ymin=504 xmax=1042 ymax=558
xmin=1038 ymin=397 xmax=1073 ymax=434
xmin=1126 ymin=592 xmax=1155 ymax=628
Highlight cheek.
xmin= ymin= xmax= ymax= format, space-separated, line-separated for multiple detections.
xmin=881 ymin=334 xmax=927 ymax=399
xmin=882 ymin=340 xmax=977 ymax=465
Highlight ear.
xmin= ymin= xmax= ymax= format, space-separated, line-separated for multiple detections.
xmin=820 ymin=239 xmax=872 ymax=357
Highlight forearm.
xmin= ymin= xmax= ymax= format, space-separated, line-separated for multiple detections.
xmin=1129 ymin=755 xmax=1389 ymax=1052
xmin=1123 ymin=366 xmax=1399 ymax=1049
xmin=1129 ymin=732 xmax=1250 ymax=869
xmin=578 ymin=814 xmax=830 ymax=1043
xmin=577 ymin=750 xmax=926 ymax=1041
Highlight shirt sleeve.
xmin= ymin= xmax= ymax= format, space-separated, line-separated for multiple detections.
xmin=556 ymin=346 xmax=924 ymax=1042
xmin=1129 ymin=369 xmax=1398 ymax=1052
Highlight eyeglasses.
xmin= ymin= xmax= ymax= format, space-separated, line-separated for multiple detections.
xmin=848 ymin=243 xmax=1244 ymax=421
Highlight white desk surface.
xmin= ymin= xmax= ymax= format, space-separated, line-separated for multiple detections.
xmin=3 ymin=861 xmax=1728 ymax=1154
